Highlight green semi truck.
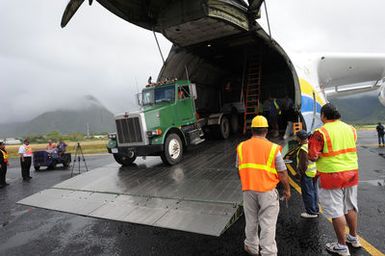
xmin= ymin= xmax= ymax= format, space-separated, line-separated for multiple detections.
xmin=107 ymin=79 xmax=239 ymax=166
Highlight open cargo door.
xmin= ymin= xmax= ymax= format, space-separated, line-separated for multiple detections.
xmin=61 ymin=0 xmax=265 ymax=47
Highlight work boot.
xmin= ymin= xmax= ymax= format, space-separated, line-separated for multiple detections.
xmin=244 ymin=244 xmax=259 ymax=256
xmin=325 ymin=242 xmax=350 ymax=256
xmin=346 ymin=234 xmax=362 ymax=248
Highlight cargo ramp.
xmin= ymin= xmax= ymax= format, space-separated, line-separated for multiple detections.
xmin=18 ymin=139 xmax=243 ymax=236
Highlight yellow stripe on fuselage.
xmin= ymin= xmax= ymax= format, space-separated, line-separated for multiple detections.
xmin=299 ymin=78 xmax=326 ymax=106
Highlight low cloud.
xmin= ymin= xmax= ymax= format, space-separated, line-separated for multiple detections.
xmin=1 ymin=0 xmax=384 ymax=123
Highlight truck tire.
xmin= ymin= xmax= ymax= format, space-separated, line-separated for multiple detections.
xmin=161 ymin=133 xmax=183 ymax=165
xmin=34 ymin=166 xmax=40 ymax=171
xmin=113 ymin=153 xmax=136 ymax=166
xmin=230 ymin=113 xmax=239 ymax=134
xmin=219 ymin=116 xmax=230 ymax=139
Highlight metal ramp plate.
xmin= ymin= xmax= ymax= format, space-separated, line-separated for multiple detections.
xmin=18 ymin=139 xmax=244 ymax=236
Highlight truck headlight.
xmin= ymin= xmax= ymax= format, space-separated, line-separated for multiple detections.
xmin=147 ymin=128 xmax=162 ymax=137
xmin=108 ymin=133 xmax=117 ymax=139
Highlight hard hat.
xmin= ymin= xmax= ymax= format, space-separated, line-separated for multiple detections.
xmin=251 ymin=115 xmax=269 ymax=128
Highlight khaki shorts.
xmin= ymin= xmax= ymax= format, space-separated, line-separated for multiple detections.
xmin=319 ymin=186 xmax=358 ymax=219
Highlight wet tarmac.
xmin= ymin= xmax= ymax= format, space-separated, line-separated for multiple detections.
xmin=0 ymin=131 xmax=384 ymax=256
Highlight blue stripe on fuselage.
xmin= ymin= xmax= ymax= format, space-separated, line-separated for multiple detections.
xmin=301 ymin=95 xmax=321 ymax=113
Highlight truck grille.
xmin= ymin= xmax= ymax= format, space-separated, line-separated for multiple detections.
xmin=116 ymin=117 xmax=143 ymax=144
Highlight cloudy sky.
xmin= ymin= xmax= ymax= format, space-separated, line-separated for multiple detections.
xmin=1 ymin=0 xmax=384 ymax=124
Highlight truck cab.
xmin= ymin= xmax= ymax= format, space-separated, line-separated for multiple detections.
xmin=107 ymin=80 xmax=210 ymax=166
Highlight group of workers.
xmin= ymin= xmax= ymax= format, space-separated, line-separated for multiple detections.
xmin=262 ymin=95 xmax=295 ymax=139
xmin=237 ymin=103 xmax=360 ymax=256
xmin=0 ymin=139 xmax=67 ymax=186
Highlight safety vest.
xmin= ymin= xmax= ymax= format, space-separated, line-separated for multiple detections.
xmin=296 ymin=144 xmax=317 ymax=178
xmin=237 ymin=137 xmax=280 ymax=192
xmin=23 ymin=145 xmax=33 ymax=157
xmin=273 ymin=99 xmax=281 ymax=115
xmin=0 ymin=149 xmax=9 ymax=164
xmin=315 ymin=120 xmax=358 ymax=173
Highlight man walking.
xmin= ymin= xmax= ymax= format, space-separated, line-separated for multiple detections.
xmin=295 ymin=130 xmax=319 ymax=218
xmin=237 ymin=115 xmax=291 ymax=256
xmin=376 ymin=122 xmax=384 ymax=147
xmin=0 ymin=142 xmax=9 ymax=188
xmin=309 ymin=103 xmax=361 ymax=256
xmin=18 ymin=138 xmax=33 ymax=181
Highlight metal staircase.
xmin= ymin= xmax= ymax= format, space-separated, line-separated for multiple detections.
xmin=243 ymin=54 xmax=262 ymax=134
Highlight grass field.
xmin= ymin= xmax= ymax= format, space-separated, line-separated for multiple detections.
xmin=5 ymin=140 xmax=108 ymax=158
xmin=353 ymin=124 xmax=377 ymax=130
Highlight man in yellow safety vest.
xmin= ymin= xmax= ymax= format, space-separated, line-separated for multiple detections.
xmin=236 ymin=115 xmax=291 ymax=256
xmin=308 ymin=103 xmax=361 ymax=256
xmin=295 ymin=130 xmax=319 ymax=218
xmin=0 ymin=141 xmax=9 ymax=188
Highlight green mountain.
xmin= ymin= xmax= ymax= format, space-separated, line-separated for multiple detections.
xmin=328 ymin=91 xmax=385 ymax=124
xmin=0 ymin=95 xmax=115 ymax=137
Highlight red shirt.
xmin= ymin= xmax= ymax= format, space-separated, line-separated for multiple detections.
xmin=308 ymin=129 xmax=358 ymax=189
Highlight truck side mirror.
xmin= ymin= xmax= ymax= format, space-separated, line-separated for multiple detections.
xmin=190 ymin=83 xmax=197 ymax=100
xmin=136 ymin=93 xmax=143 ymax=106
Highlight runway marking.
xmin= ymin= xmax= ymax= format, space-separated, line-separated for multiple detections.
xmin=286 ymin=165 xmax=385 ymax=256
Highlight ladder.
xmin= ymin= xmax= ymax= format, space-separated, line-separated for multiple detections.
xmin=243 ymin=54 xmax=262 ymax=134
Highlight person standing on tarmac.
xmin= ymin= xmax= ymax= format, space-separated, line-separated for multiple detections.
xmin=18 ymin=138 xmax=33 ymax=181
xmin=309 ymin=103 xmax=361 ymax=256
xmin=376 ymin=122 xmax=385 ymax=147
xmin=295 ymin=130 xmax=319 ymax=218
xmin=236 ymin=115 xmax=291 ymax=256
xmin=0 ymin=142 xmax=10 ymax=188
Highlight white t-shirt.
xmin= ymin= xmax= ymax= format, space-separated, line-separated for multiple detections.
xmin=18 ymin=144 xmax=33 ymax=157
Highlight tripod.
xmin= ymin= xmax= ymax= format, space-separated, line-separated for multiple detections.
xmin=71 ymin=142 xmax=89 ymax=177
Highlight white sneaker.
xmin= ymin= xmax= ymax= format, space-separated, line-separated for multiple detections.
xmin=300 ymin=212 xmax=318 ymax=218
xmin=346 ymin=234 xmax=362 ymax=248
xmin=326 ymin=242 xmax=350 ymax=256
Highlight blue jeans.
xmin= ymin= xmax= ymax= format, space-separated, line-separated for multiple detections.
xmin=378 ymin=134 xmax=384 ymax=145
xmin=300 ymin=175 xmax=319 ymax=215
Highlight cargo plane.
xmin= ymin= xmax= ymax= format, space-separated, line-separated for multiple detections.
xmin=19 ymin=0 xmax=385 ymax=239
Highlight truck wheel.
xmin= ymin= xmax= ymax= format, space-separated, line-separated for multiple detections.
xmin=161 ymin=133 xmax=183 ymax=165
xmin=113 ymin=153 xmax=136 ymax=166
xmin=219 ymin=116 xmax=230 ymax=139
xmin=34 ymin=166 xmax=40 ymax=171
xmin=230 ymin=113 xmax=239 ymax=134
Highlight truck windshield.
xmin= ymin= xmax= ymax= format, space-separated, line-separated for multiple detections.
xmin=142 ymin=85 xmax=175 ymax=105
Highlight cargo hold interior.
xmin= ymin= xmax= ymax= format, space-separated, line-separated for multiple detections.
xmin=158 ymin=32 xmax=302 ymax=134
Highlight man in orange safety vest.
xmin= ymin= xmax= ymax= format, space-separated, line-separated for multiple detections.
xmin=236 ymin=115 xmax=291 ymax=256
